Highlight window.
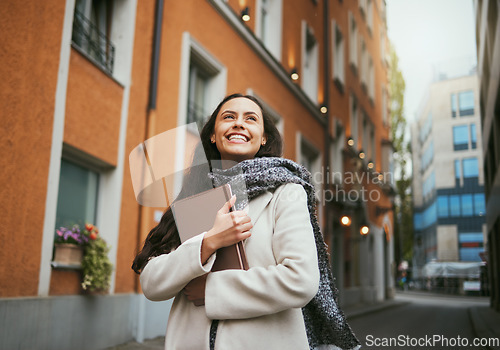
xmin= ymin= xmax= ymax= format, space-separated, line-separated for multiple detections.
xmin=451 ymin=93 xmax=457 ymax=118
xmin=350 ymin=94 xmax=359 ymax=148
xmin=423 ymin=171 xmax=436 ymax=199
xmin=180 ymin=33 xmax=227 ymax=128
xmin=366 ymin=0 xmax=373 ymax=33
xmin=299 ymin=134 xmax=322 ymax=202
xmin=349 ymin=12 xmax=358 ymax=69
xmin=332 ymin=21 xmax=345 ymax=86
xmin=463 ymin=158 xmax=479 ymax=178
xmin=370 ymin=127 xmax=376 ymax=165
xmin=419 ymin=113 xmax=432 ymax=143
xmin=437 ymin=193 xmax=486 ymax=218
xmin=382 ymin=86 xmax=387 ymax=125
xmin=449 ymin=195 xmax=460 ymax=217
xmin=423 ymin=201 xmax=437 ymax=229
xmin=459 ymin=232 xmax=484 ymax=262
xmin=460 ymin=247 xmax=483 ymax=261
xmin=302 ymin=23 xmax=319 ymax=102
xmin=256 ymin=0 xmax=283 ymax=60
xmin=460 ymin=232 xmax=484 ymax=243
xmin=458 ymin=90 xmax=474 ymax=116
xmin=437 ymin=195 xmax=449 ymax=218
xmin=360 ymin=38 xmax=368 ymax=89
xmin=453 ymin=125 xmax=469 ymax=151
xmin=474 ymin=193 xmax=485 ymax=215
xmin=300 ymin=140 xmax=320 ymax=172
xmin=414 ymin=212 xmax=423 ymax=231
xmin=362 ymin=114 xmax=369 ymax=154
xmin=461 ymin=194 xmax=473 ymax=216
xmin=187 ymin=64 xmax=210 ymax=125
xmin=259 ymin=0 xmax=269 ymax=46
xmin=380 ymin=28 xmax=385 ymax=62
xmin=421 ymin=140 xmax=434 ymax=171
xmin=72 ymin=0 xmax=116 ymax=73
xmin=470 ymin=123 xmax=477 ymax=149
xmin=455 ymin=159 xmax=461 ymax=182
xmin=368 ymin=56 xmax=374 ymax=100
xmin=55 ymin=159 xmax=99 ymax=230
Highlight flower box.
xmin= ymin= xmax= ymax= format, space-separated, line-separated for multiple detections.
xmin=53 ymin=243 xmax=84 ymax=266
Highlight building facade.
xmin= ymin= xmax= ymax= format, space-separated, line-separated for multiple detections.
xmin=475 ymin=0 xmax=500 ymax=311
xmin=0 ymin=0 xmax=394 ymax=348
xmin=411 ymin=74 xmax=486 ymax=288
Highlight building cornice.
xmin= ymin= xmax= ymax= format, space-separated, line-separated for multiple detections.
xmin=207 ymin=0 xmax=326 ymax=127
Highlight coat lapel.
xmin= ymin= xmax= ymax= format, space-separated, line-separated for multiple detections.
xmin=245 ymin=191 xmax=273 ymax=226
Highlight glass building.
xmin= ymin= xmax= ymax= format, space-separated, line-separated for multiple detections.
xmin=411 ymin=73 xmax=486 ymax=272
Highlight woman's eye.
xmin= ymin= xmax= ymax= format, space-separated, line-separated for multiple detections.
xmin=223 ymin=114 xmax=235 ymax=119
xmin=247 ymin=116 xmax=257 ymax=121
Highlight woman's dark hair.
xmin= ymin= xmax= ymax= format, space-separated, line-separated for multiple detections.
xmin=132 ymin=93 xmax=282 ymax=274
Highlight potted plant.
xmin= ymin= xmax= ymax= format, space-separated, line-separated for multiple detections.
xmin=53 ymin=224 xmax=89 ymax=265
xmin=54 ymin=223 xmax=113 ymax=293
xmin=80 ymin=224 xmax=113 ymax=293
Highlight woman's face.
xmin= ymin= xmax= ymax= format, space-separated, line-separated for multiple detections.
xmin=211 ymin=97 xmax=267 ymax=163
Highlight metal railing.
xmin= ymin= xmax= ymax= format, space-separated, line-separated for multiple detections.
xmin=72 ymin=9 xmax=115 ymax=74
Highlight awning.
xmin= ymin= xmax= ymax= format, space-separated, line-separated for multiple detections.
xmin=421 ymin=261 xmax=482 ymax=278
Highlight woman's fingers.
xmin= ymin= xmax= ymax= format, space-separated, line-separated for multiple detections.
xmin=218 ymin=194 xmax=236 ymax=214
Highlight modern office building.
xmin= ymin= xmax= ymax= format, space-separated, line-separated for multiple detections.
xmin=0 ymin=0 xmax=394 ymax=347
xmin=411 ymin=73 xmax=486 ymax=282
xmin=475 ymin=0 xmax=500 ymax=311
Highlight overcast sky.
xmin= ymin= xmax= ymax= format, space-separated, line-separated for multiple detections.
xmin=386 ymin=0 xmax=477 ymax=123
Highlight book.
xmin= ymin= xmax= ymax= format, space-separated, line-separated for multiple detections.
xmin=171 ymin=184 xmax=249 ymax=272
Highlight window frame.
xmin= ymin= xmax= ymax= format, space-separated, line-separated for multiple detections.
xmin=332 ymin=20 xmax=345 ymax=89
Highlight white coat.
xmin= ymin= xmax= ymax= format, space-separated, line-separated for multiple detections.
xmin=140 ymin=183 xmax=320 ymax=350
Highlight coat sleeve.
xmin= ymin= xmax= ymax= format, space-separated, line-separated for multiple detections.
xmin=204 ymin=183 xmax=320 ymax=320
xmin=140 ymin=232 xmax=216 ymax=301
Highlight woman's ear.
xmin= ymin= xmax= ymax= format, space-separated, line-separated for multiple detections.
xmin=262 ymin=135 xmax=267 ymax=146
xmin=211 ymin=134 xmax=216 ymax=144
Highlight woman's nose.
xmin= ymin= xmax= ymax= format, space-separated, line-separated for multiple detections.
xmin=233 ymin=115 xmax=244 ymax=128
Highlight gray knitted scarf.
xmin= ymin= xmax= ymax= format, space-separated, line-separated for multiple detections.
xmin=207 ymin=157 xmax=360 ymax=350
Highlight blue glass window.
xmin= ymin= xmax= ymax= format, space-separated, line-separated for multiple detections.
xmin=449 ymin=195 xmax=460 ymax=217
xmin=414 ymin=213 xmax=423 ymax=231
xmin=459 ymin=90 xmax=474 ymax=116
xmin=459 ymin=232 xmax=484 ymax=243
xmin=461 ymin=194 xmax=473 ymax=216
xmin=470 ymin=124 xmax=477 ymax=149
xmin=455 ymin=159 xmax=461 ymax=181
xmin=460 ymin=247 xmax=483 ymax=261
xmin=55 ymin=159 xmax=99 ymax=229
xmin=437 ymin=195 xmax=449 ymax=217
xmin=453 ymin=125 xmax=469 ymax=150
xmin=423 ymin=171 xmax=436 ymax=199
xmin=451 ymin=93 xmax=457 ymax=118
xmin=421 ymin=141 xmax=434 ymax=170
xmin=474 ymin=193 xmax=485 ymax=215
xmin=463 ymin=158 xmax=479 ymax=178
xmin=423 ymin=201 xmax=437 ymax=229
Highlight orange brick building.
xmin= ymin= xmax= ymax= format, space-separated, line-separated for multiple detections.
xmin=0 ymin=0 xmax=394 ymax=347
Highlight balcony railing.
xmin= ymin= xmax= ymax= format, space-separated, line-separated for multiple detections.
xmin=72 ymin=9 xmax=115 ymax=74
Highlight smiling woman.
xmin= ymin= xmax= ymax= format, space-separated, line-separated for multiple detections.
xmin=133 ymin=93 xmax=360 ymax=350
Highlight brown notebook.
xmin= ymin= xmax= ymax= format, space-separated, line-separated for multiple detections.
xmin=171 ymin=184 xmax=249 ymax=272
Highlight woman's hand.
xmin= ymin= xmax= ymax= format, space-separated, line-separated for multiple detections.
xmin=200 ymin=195 xmax=253 ymax=264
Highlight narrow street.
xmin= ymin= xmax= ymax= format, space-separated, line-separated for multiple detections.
xmin=348 ymin=291 xmax=491 ymax=350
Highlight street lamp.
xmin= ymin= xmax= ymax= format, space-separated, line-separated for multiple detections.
xmin=340 ymin=215 xmax=351 ymax=226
